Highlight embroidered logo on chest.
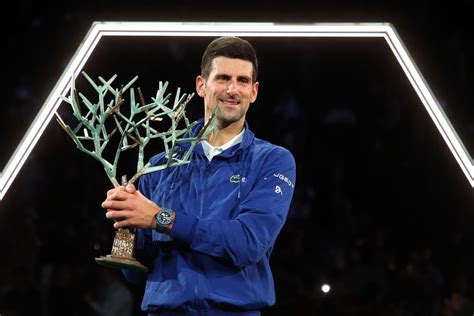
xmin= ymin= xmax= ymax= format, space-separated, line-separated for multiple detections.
xmin=230 ymin=174 xmax=247 ymax=183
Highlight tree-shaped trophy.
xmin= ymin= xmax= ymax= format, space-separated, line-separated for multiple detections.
xmin=56 ymin=72 xmax=216 ymax=272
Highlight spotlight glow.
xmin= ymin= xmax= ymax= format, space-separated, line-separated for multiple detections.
xmin=321 ymin=284 xmax=331 ymax=293
xmin=1 ymin=22 xmax=472 ymax=200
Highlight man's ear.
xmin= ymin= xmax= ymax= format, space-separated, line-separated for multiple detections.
xmin=196 ymin=76 xmax=206 ymax=97
xmin=250 ymin=81 xmax=259 ymax=103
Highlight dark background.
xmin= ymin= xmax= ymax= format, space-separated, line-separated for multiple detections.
xmin=1 ymin=1 xmax=474 ymax=315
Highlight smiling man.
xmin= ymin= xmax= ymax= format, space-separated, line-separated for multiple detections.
xmin=102 ymin=36 xmax=296 ymax=315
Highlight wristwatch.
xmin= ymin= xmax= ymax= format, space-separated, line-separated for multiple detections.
xmin=155 ymin=208 xmax=174 ymax=233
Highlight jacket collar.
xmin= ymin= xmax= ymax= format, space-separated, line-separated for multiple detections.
xmin=178 ymin=118 xmax=254 ymax=158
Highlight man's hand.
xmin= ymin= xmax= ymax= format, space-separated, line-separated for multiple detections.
xmin=102 ymin=184 xmax=159 ymax=230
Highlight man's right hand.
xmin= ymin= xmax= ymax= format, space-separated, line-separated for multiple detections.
xmin=102 ymin=183 xmax=161 ymax=230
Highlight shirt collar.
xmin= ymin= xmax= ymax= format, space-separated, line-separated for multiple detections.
xmin=202 ymin=128 xmax=245 ymax=161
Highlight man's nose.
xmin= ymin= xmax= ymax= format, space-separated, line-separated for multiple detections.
xmin=226 ymin=80 xmax=238 ymax=95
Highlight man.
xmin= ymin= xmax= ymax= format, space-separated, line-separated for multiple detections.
xmin=102 ymin=36 xmax=296 ymax=315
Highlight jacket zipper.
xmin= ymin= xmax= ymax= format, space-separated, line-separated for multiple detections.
xmin=201 ymin=160 xmax=211 ymax=217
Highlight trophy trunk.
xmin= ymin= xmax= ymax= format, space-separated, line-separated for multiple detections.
xmin=95 ymin=228 xmax=148 ymax=272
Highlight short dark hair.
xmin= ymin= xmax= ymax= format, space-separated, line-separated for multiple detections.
xmin=201 ymin=36 xmax=258 ymax=82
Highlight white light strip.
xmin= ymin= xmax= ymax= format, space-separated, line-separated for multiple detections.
xmin=1 ymin=22 xmax=471 ymax=200
xmin=383 ymin=28 xmax=474 ymax=184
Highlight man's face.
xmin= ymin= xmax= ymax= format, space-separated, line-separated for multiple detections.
xmin=196 ymin=56 xmax=259 ymax=128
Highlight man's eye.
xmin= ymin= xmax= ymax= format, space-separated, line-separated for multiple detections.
xmin=216 ymin=75 xmax=230 ymax=81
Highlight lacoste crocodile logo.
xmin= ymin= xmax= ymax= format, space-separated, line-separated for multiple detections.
xmin=230 ymin=174 xmax=246 ymax=183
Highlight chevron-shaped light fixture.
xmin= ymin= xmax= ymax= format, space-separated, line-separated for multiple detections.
xmin=1 ymin=22 xmax=471 ymax=200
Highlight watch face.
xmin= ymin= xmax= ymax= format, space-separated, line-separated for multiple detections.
xmin=158 ymin=209 xmax=172 ymax=225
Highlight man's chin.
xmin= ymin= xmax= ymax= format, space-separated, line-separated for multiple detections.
xmin=217 ymin=115 xmax=242 ymax=129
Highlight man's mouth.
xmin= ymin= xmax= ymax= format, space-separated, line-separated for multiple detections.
xmin=220 ymin=99 xmax=240 ymax=109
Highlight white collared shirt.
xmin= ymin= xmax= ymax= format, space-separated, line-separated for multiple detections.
xmin=201 ymin=128 xmax=245 ymax=161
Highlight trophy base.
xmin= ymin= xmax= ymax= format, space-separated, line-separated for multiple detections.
xmin=95 ymin=255 xmax=148 ymax=273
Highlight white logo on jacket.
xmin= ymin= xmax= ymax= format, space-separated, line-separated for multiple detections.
xmin=273 ymin=172 xmax=295 ymax=188
xmin=275 ymin=186 xmax=283 ymax=195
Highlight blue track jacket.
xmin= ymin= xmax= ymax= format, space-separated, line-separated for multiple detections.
xmin=123 ymin=119 xmax=296 ymax=315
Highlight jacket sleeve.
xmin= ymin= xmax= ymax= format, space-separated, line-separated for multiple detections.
xmin=169 ymin=146 xmax=296 ymax=268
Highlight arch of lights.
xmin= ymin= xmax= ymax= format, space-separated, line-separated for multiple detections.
xmin=1 ymin=22 xmax=471 ymax=200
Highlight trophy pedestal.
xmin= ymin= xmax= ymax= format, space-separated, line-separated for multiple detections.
xmin=95 ymin=228 xmax=148 ymax=273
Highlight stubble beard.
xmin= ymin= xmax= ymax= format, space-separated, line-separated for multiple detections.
xmin=215 ymin=104 xmax=245 ymax=129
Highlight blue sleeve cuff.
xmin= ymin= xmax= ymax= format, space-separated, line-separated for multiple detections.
xmin=169 ymin=212 xmax=198 ymax=245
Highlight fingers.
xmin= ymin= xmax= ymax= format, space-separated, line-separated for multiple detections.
xmin=102 ymin=185 xmax=157 ymax=230
xmin=113 ymin=219 xmax=131 ymax=229
xmin=106 ymin=211 xmax=131 ymax=229
xmin=106 ymin=209 xmax=131 ymax=220
xmin=125 ymin=183 xmax=137 ymax=193
xmin=106 ymin=186 xmax=127 ymax=197
xmin=106 ymin=190 xmax=132 ymax=202
xmin=105 ymin=210 xmax=140 ymax=229
xmin=102 ymin=198 xmax=129 ymax=210
xmin=106 ymin=184 xmax=137 ymax=199
xmin=103 ymin=188 xmax=141 ymax=211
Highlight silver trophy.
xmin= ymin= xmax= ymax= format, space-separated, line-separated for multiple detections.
xmin=56 ymin=72 xmax=215 ymax=272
